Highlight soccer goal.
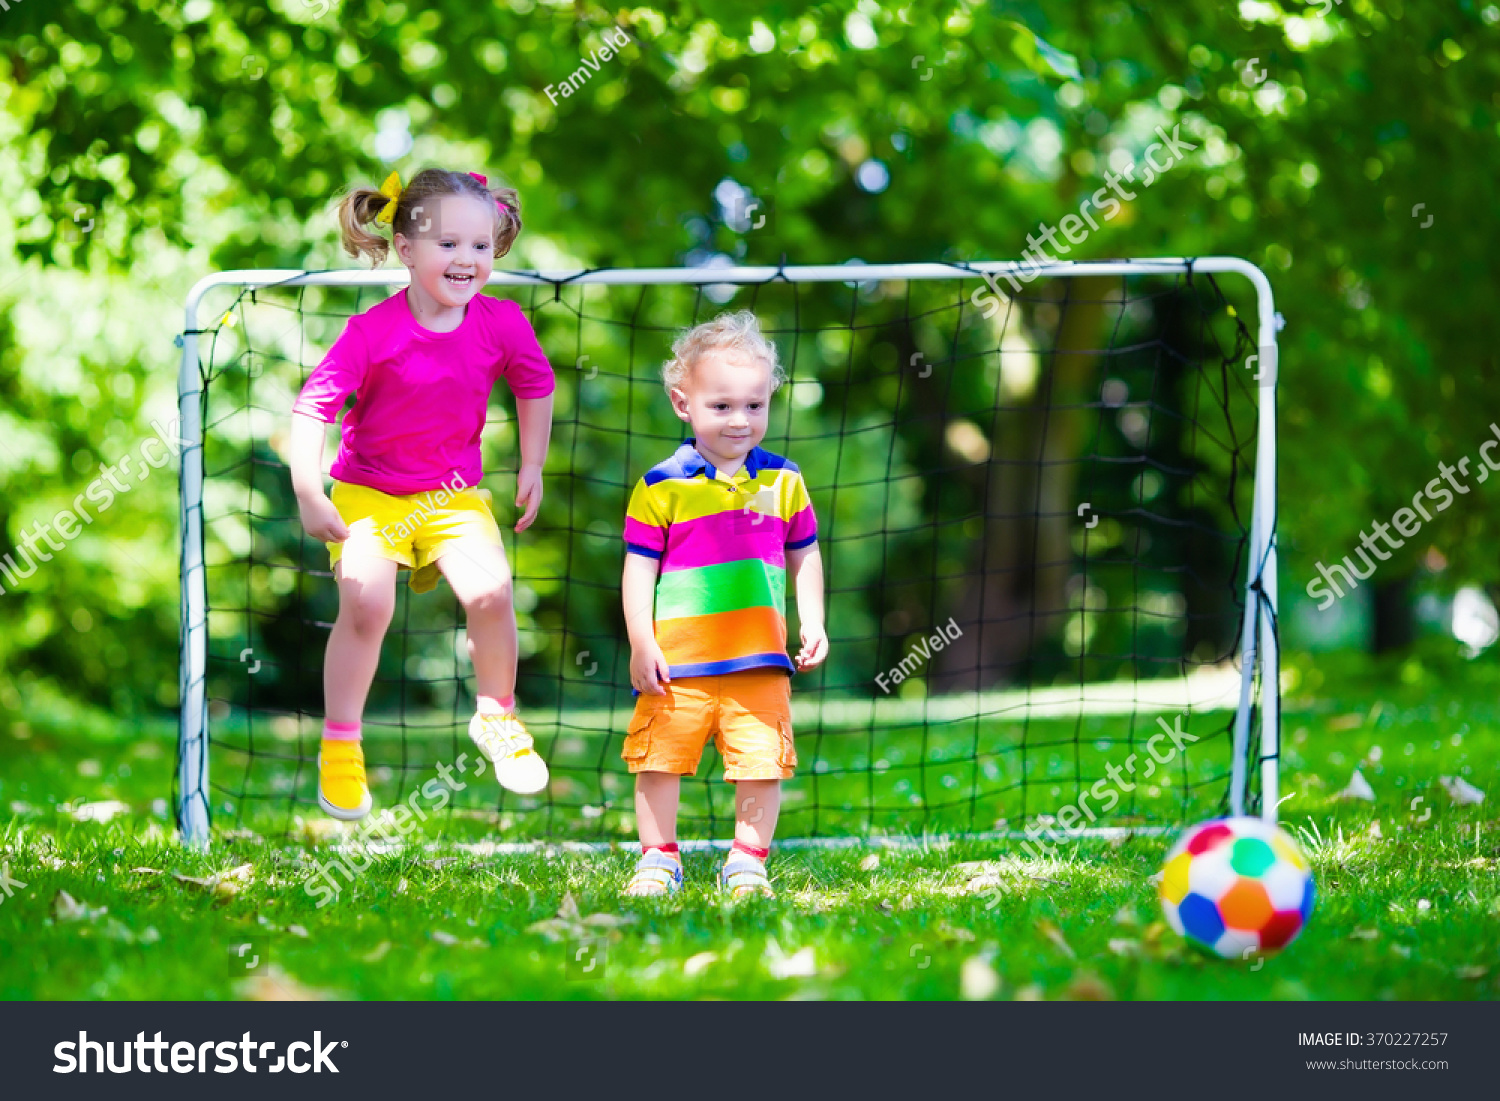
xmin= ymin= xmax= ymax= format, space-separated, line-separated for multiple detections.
xmin=174 ymin=258 xmax=1281 ymax=849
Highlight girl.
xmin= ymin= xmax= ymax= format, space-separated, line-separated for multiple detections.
xmin=289 ymin=167 xmax=554 ymax=821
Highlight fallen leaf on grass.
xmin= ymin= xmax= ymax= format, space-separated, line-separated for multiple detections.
xmin=859 ymin=853 xmax=880 ymax=872
xmin=102 ymin=919 xmax=160 ymax=944
xmin=1012 ymin=983 xmax=1045 ymax=1001
xmin=581 ymin=913 xmax=635 ymax=929
xmin=1107 ymin=938 xmax=1141 ymax=957
xmin=959 ymin=955 xmax=1001 ymax=1001
xmin=1062 ymin=972 xmax=1115 ymax=1001
xmin=67 ymin=800 xmax=132 ymax=824
xmin=1349 ymin=928 xmax=1380 ymax=941
xmin=1037 ymin=920 xmax=1075 ymax=959
xmin=174 ymin=863 xmax=254 ymax=899
xmin=762 ymin=939 xmax=818 ymax=980
xmin=1026 ymin=873 xmax=1072 ymax=887
xmin=937 ymin=922 xmax=977 ymax=944
xmin=234 ymin=965 xmax=339 ymax=1001
xmin=285 ymin=924 xmax=309 ymax=938
xmin=952 ymin=860 xmax=994 ymax=877
xmin=362 ymin=941 xmax=392 ymax=963
xmin=1455 ymin=965 xmax=1489 ymax=980
xmin=291 ymin=816 xmax=346 ymax=845
xmin=683 ymin=951 xmax=718 ymax=978
xmin=1439 ymin=776 xmax=1485 ymax=806
xmin=1141 ymin=922 xmax=1172 ymax=948
xmin=1337 ymin=770 xmax=1376 ymax=802
xmin=526 ymin=891 xmax=636 ymax=942
xmin=52 ymin=891 xmax=107 ymax=923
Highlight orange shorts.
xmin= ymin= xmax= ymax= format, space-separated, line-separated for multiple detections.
xmin=623 ymin=670 xmax=796 ymax=781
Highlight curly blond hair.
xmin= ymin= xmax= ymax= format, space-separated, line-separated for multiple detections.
xmin=335 ymin=167 xmax=522 ymax=268
xmin=662 ymin=310 xmax=785 ymax=395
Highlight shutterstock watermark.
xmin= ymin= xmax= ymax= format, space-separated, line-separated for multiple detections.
xmin=0 ymin=417 xmax=188 ymax=595
xmin=0 ymin=862 xmax=27 ymax=903
xmin=544 ymin=25 xmax=632 ymax=105
xmin=303 ymin=753 xmax=486 ymax=907
xmin=971 ymin=124 xmax=1197 ymax=315
xmin=982 ymin=713 xmax=1198 ymax=908
xmin=54 ymin=1032 xmax=344 ymax=1074
xmin=876 ymin=617 xmax=963 ymax=694
xmin=1306 ymin=424 xmax=1500 ymax=611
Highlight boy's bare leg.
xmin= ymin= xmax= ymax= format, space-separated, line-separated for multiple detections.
xmin=635 ymin=771 xmax=682 ymax=849
xmin=734 ymin=779 xmax=781 ymax=851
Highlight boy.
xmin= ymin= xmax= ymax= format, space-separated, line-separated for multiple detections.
xmin=619 ymin=311 xmax=827 ymax=899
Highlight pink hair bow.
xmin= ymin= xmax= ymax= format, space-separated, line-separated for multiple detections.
xmin=468 ymin=171 xmax=512 ymax=217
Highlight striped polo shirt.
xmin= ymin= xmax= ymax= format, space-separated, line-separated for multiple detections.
xmin=624 ymin=439 xmax=818 ymax=678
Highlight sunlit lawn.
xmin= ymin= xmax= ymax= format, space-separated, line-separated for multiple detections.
xmin=1 ymin=648 xmax=1496 ymax=1000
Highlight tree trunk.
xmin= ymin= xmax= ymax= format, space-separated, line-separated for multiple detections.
xmin=933 ymin=276 xmax=1111 ymax=691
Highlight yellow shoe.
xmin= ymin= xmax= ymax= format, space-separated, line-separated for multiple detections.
xmin=468 ymin=711 xmax=550 ymax=795
xmin=318 ymin=738 xmax=372 ymax=821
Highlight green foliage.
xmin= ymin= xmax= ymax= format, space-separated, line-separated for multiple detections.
xmin=3 ymin=0 xmax=1497 ymax=710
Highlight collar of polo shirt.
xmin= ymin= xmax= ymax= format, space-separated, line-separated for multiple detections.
xmin=676 ymin=437 xmax=763 ymax=481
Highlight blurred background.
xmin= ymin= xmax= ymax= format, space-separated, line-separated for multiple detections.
xmin=2 ymin=0 xmax=1497 ymax=728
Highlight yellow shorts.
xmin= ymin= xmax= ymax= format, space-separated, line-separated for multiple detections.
xmin=623 ymin=670 xmax=796 ymax=782
xmin=327 ymin=480 xmax=504 ymax=594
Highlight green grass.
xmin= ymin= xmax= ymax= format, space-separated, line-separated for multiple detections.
xmin=1 ymin=651 xmax=1497 ymax=1000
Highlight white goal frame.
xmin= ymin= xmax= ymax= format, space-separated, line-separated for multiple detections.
xmin=175 ymin=258 xmax=1281 ymax=848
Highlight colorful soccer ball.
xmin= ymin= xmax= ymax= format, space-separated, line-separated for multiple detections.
xmin=1158 ymin=817 xmax=1315 ymax=959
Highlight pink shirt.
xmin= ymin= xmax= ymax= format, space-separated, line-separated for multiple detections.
xmin=293 ymin=291 xmax=555 ymax=496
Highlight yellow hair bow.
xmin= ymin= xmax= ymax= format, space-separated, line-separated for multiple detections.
xmin=374 ymin=170 xmax=403 ymax=225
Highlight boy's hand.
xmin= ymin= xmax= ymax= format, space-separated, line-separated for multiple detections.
xmin=795 ymin=623 xmax=828 ymax=671
xmin=514 ymin=462 xmax=543 ymax=533
xmin=630 ymin=642 xmax=672 ymax=696
xmin=297 ymin=491 xmax=349 ymax=543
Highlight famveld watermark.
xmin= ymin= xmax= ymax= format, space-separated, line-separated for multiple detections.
xmin=981 ymin=713 xmax=1198 ymax=908
xmin=970 ymin=124 xmax=1197 ymax=314
xmin=376 ymin=469 xmax=469 ymax=547
xmin=0 ymin=416 xmax=189 ymax=595
xmin=303 ymin=752 xmax=487 ymax=907
xmin=544 ymin=25 xmax=632 ymax=105
xmin=1306 ymin=423 xmax=1500 ymax=611
xmin=876 ymin=617 xmax=963 ymax=694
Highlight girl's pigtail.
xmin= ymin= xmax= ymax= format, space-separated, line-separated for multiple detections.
xmin=490 ymin=186 xmax=523 ymax=258
xmin=337 ymin=187 xmax=393 ymax=267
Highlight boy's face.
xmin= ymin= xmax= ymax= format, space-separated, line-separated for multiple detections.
xmin=669 ymin=349 xmax=773 ymax=468
xmin=393 ymin=195 xmax=496 ymax=313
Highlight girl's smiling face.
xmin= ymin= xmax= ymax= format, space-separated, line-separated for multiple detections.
xmin=393 ymin=194 xmax=498 ymax=315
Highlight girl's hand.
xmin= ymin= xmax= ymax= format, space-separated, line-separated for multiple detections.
xmin=630 ymin=642 xmax=671 ymax=696
xmin=298 ymin=491 xmax=350 ymax=543
xmin=514 ymin=462 xmax=543 ymax=533
xmin=795 ymin=623 xmax=828 ymax=671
